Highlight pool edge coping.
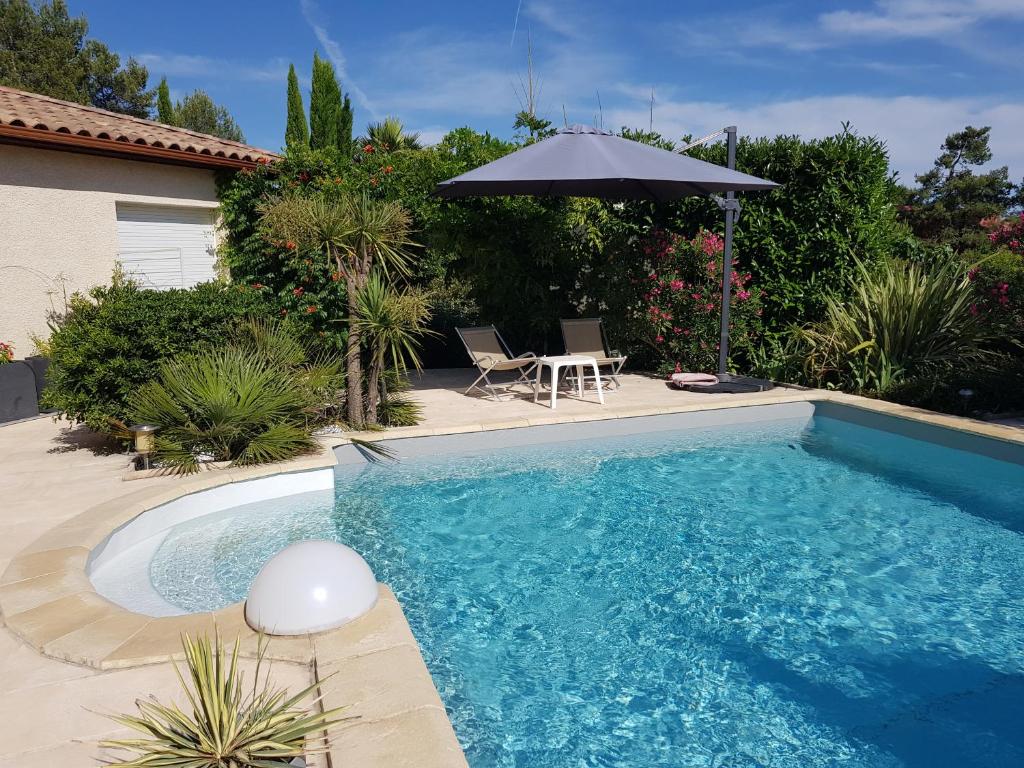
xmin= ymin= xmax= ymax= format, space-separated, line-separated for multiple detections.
xmin=1 ymin=388 xmax=1021 ymax=766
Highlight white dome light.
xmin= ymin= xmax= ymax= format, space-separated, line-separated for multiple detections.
xmin=244 ymin=540 xmax=378 ymax=635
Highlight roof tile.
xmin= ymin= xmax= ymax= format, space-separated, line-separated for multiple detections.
xmin=0 ymin=85 xmax=278 ymax=168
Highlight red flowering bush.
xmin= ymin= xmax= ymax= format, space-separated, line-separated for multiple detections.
xmin=628 ymin=228 xmax=763 ymax=372
xmin=0 ymin=341 xmax=13 ymax=364
xmin=983 ymin=212 xmax=1024 ymax=256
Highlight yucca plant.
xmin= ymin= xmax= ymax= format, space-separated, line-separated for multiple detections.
xmin=129 ymin=346 xmax=321 ymax=474
xmin=260 ymin=192 xmax=416 ymax=428
xmin=102 ymin=632 xmax=349 ymax=767
xmin=376 ymin=368 xmax=423 ymax=428
xmin=799 ymin=256 xmax=997 ymax=392
xmin=351 ymin=272 xmax=434 ymax=425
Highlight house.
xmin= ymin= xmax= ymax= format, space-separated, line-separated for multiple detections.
xmin=0 ymin=85 xmax=278 ymax=355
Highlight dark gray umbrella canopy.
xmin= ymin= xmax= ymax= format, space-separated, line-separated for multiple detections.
xmin=435 ymin=125 xmax=778 ymax=202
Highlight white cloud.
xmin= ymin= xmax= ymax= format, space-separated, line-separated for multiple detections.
xmin=135 ymin=53 xmax=290 ymax=83
xmin=299 ymin=0 xmax=378 ymax=119
xmin=525 ymin=1 xmax=584 ymax=40
xmin=605 ymin=94 xmax=1024 ymax=182
xmin=679 ymin=0 xmax=1024 ymax=57
xmin=410 ymin=125 xmax=449 ymax=147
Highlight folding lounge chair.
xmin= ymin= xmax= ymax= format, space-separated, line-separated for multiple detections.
xmin=560 ymin=318 xmax=627 ymax=389
xmin=456 ymin=326 xmax=539 ymax=400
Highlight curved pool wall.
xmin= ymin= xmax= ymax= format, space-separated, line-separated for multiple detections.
xmin=88 ymin=400 xmax=1024 ymax=618
xmin=88 ymin=468 xmax=335 ymax=616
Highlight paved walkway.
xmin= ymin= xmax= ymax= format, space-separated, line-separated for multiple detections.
xmin=0 ymin=418 xmax=316 ymax=766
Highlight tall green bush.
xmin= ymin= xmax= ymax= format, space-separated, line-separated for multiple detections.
xmin=309 ymin=53 xmax=340 ymax=151
xmin=42 ymin=276 xmax=270 ymax=431
xmin=218 ymin=124 xmax=901 ymax=366
xmin=284 ymin=63 xmax=308 ymax=149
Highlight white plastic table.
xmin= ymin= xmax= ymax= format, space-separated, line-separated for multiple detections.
xmin=533 ymin=355 xmax=605 ymax=409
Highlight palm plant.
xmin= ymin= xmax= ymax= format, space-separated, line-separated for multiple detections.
xmin=260 ymin=192 xmax=415 ymax=428
xmin=798 ymin=256 xmax=997 ymax=392
xmin=377 ymin=368 xmax=423 ymax=427
xmin=351 ymin=272 xmax=434 ymax=425
xmin=102 ymin=632 xmax=349 ymax=767
xmin=129 ymin=346 xmax=327 ymax=473
xmin=232 ymin=318 xmax=347 ymax=424
xmin=363 ymin=116 xmax=421 ymax=151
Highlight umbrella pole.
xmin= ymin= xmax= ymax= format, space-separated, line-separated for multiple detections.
xmin=717 ymin=126 xmax=738 ymax=374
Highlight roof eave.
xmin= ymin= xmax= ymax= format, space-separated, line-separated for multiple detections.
xmin=0 ymin=123 xmax=271 ymax=170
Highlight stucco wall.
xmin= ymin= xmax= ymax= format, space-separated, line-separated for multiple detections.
xmin=0 ymin=145 xmax=221 ymax=356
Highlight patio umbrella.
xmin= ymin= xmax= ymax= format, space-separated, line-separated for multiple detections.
xmin=435 ymin=125 xmax=779 ymax=374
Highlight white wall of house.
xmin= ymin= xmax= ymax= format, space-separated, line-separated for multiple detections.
xmin=0 ymin=144 xmax=222 ymax=356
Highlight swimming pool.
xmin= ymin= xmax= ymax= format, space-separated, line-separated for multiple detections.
xmin=92 ymin=403 xmax=1024 ymax=767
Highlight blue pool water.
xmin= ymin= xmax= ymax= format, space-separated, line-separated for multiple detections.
xmin=150 ymin=412 xmax=1024 ymax=767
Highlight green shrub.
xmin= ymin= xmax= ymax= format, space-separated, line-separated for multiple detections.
xmin=42 ymin=275 xmax=270 ymax=432
xmin=966 ymin=248 xmax=1024 ymax=346
xmin=129 ymin=321 xmax=344 ymax=473
xmin=217 ymin=125 xmax=901 ymax=366
xmin=885 ymin=353 xmax=1024 ymax=415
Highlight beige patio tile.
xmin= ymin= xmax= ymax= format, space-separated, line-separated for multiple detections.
xmin=41 ymin=610 xmax=151 ymax=667
xmin=0 ymin=626 xmax=97 ymax=693
xmin=212 ymin=602 xmax=316 ymax=663
xmin=326 ymin=706 xmax=468 ymax=768
xmin=1 ymin=545 xmax=89 ymax=585
xmin=5 ymin=591 xmax=115 ymax=648
xmin=101 ymin=612 xmax=219 ymax=668
xmin=312 ymin=591 xmax=419 ymax=663
xmin=0 ymin=567 xmax=93 ymax=615
xmin=319 ymin=643 xmax=446 ymax=725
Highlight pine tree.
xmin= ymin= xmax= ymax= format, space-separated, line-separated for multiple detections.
xmin=284 ymin=64 xmax=309 ymax=149
xmin=308 ymin=53 xmax=339 ymax=150
xmin=156 ymin=77 xmax=175 ymax=124
xmin=0 ymin=0 xmax=154 ymax=117
xmin=338 ymin=93 xmax=353 ymax=156
xmin=173 ymin=90 xmax=244 ymax=142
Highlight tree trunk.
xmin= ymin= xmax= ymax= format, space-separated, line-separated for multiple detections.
xmin=345 ymin=274 xmax=364 ymax=428
xmin=365 ymin=355 xmax=381 ymax=426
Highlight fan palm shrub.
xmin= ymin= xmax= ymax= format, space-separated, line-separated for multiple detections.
xmin=259 ymin=192 xmax=415 ymax=428
xmin=103 ymin=632 xmax=349 ymax=767
xmin=130 ymin=347 xmax=318 ymax=473
xmin=129 ymin=320 xmax=344 ymax=473
xmin=363 ymin=116 xmax=421 ymax=151
xmin=798 ymin=256 xmax=997 ymax=392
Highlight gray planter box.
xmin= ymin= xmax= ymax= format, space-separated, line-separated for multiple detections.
xmin=0 ymin=362 xmax=40 ymax=423
xmin=24 ymin=355 xmax=53 ymax=411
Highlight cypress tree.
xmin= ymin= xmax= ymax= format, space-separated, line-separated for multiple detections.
xmin=338 ymin=93 xmax=353 ymax=156
xmin=156 ymin=77 xmax=175 ymax=124
xmin=284 ymin=64 xmax=309 ymax=149
xmin=309 ymin=53 xmax=339 ymax=150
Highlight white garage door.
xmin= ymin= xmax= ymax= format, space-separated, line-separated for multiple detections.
xmin=116 ymin=204 xmax=217 ymax=289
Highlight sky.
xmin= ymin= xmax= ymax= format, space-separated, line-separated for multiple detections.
xmin=81 ymin=0 xmax=1024 ymax=184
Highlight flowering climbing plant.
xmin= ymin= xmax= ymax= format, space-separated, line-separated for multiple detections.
xmin=628 ymin=228 xmax=763 ymax=373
